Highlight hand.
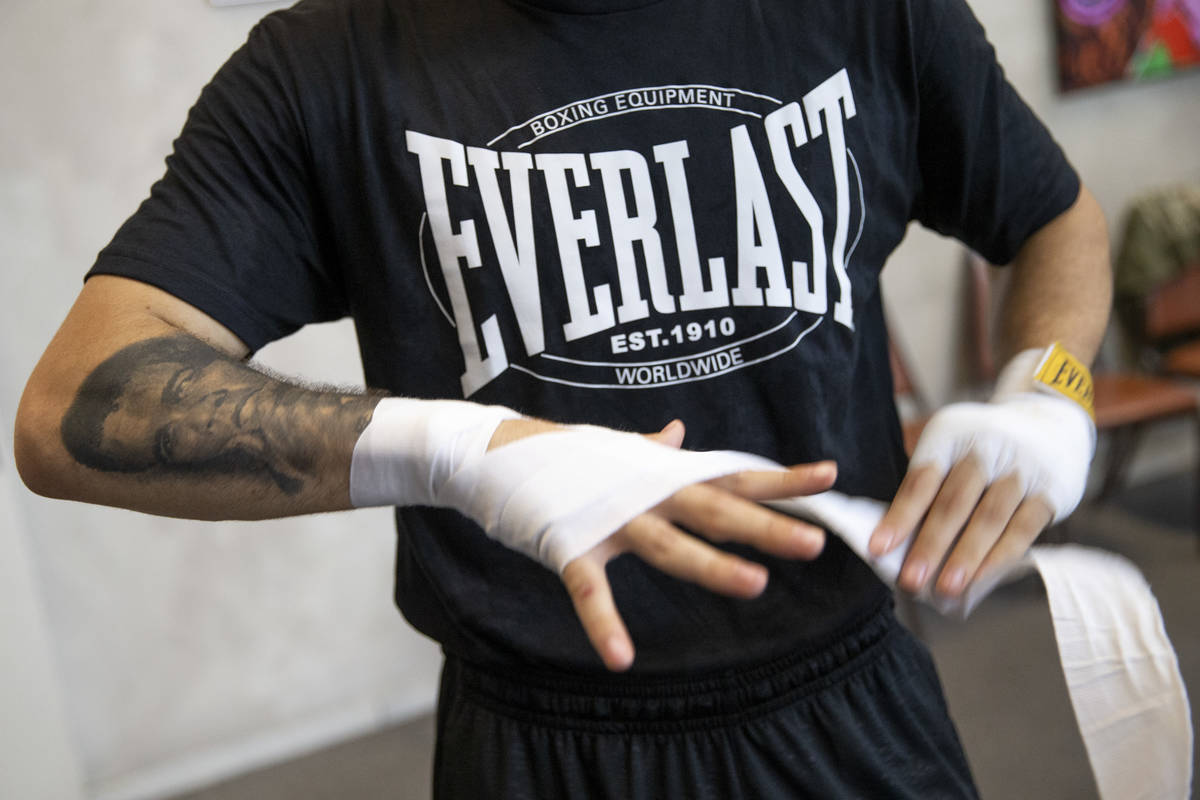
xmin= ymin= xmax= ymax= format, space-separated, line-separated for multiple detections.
xmin=869 ymin=457 xmax=1053 ymax=599
xmin=490 ymin=418 xmax=837 ymax=671
xmin=868 ymin=391 xmax=1091 ymax=599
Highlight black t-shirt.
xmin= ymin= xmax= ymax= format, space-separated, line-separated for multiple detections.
xmin=90 ymin=0 xmax=1080 ymax=673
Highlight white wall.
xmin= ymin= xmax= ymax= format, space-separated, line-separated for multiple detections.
xmin=0 ymin=412 xmax=84 ymax=800
xmin=1 ymin=1 xmax=1197 ymax=798
xmin=1 ymin=3 xmax=442 ymax=799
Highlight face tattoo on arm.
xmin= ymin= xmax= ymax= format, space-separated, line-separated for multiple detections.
xmin=60 ymin=335 xmax=377 ymax=495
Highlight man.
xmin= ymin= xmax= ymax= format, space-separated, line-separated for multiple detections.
xmin=15 ymin=0 xmax=1110 ymax=796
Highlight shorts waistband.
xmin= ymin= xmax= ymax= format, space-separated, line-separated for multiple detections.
xmin=444 ymin=597 xmax=897 ymax=734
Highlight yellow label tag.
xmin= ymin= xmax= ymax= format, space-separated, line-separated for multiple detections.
xmin=1033 ymin=343 xmax=1095 ymax=420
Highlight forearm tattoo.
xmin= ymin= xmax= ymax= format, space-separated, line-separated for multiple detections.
xmin=61 ymin=335 xmax=378 ymax=495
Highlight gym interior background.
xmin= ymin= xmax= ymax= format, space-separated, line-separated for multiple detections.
xmin=2 ymin=0 xmax=1197 ymax=798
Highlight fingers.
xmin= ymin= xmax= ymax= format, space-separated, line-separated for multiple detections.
xmin=561 ymin=464 xmax=831 ymax=672
xmin=561 ymin=554 xmax=635 ymax=672
xmin=870 ymin=461 xmax=944 ymax=557
xmin=877 ymin=455 xmax=1055 ymax=597
xmin=657 ymin=483 xmax=825 ymax=559
xmin=617 ymin=513 xmax=770 ymax=597
xmin=563 ymin=508 xmax=782 ymax=672
xmin=708 ymin=460 xmax=838 ymax=501
xmin=974 ymin=497 xmax=1053 ymax=581
xmin=643 ymin=419 xmax=686 ymax=448
xmin=932 ymin=474 xmax=1024 ymax=596
xmin=897 ymin=458 xmax=988 ymax=593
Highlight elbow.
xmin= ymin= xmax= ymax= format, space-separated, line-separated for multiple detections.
xmin=13 ymin=384 xmax=70 ymax=500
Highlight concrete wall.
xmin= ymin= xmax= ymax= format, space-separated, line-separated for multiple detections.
xmin=0 ymin=3 xmax=442 ymax=799
xmin=1 ymin=0 xmax=1197 ymax=798
xmin=0 ymin=411 xmax=83 ymax=800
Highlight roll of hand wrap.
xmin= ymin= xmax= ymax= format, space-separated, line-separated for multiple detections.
xmin=770 ymin=491 xmax=1192 ymax=800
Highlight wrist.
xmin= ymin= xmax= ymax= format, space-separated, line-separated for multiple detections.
xmin=993 ymin=343 xmax=1095 ymax=420
xmin=992 ymin=343 xmax=1097 ymax=453
xmin=348 ymin=398 xmax=521 ymax=508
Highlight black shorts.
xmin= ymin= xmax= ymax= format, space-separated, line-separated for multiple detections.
xmin=433 ymin=601 xmax=979 ymax=799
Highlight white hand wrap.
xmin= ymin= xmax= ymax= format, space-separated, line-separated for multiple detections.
xmin=439 ymin=428 xmax=776 ymax=571
xmin=350 ymin=400 xmax=775 ymax=572
xmin=349 ymin=398 xmax=522 ymax=508
xmin=909 ymin=347 xmax=1097 ymax=523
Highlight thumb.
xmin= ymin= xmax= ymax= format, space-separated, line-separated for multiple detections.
xmin=644 ymin=419 xmax=685 ymax=449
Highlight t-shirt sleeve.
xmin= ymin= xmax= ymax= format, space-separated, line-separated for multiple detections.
xmin=89 ymin=14 xmax=345 ymax=352
xmin=909 ymin=0 xmax=1080 ymax=265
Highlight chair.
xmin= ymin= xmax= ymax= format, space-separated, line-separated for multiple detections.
xmin=1097 ymin=260 xmax=1200 ymax=539
xmin=1089 ymin=373 xmax=1198 ymax=504
xmin=1143 ymin=263 xmax=1200 ymax=378
xmin=1112 ymin=183 xmax=1200 ymax=374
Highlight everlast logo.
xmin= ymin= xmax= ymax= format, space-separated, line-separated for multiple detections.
xmin=1050 ymin=362 xmax=1094 ymax=405
xmin=408 ymin=69 xmax=861 ymax=396
xmin=1035 ymin=343 xmax=1096 ymax=418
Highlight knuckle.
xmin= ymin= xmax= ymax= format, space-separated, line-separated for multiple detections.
xmin=922 ymin=501 xmax=959 ymax=531
xmin=1027 ymin=498 xmax=1055 ymax=527
xmin=722 ymin=471 xmax=753 ymax=496
xmin=913 ymin=521 xmax=959 ymax=556
xmin=636 ymin=519 xmax=679 ymax=563
xmin=949 ymin=531 xmax=991 ymax=565
xmin=691 ymin=490 xmax=731 ymax=530
xmin=1012 ymin=517 xmax=1046 ymax=546
xmin=935 ymin=485 xmax=980 ymax=520
xmin=767 ymin=515 xmax=808 ymax=551
xmin=564 ymin=573 xmax=597 ymax=604
xmin=971 ymin=496 xmax=1010 ymax=530
xmin=893 ymin=470 xmax=940 ymax=512
xmin=943 ymin=476 xmax=978 ymax=508
xmin=905 ymin=540 xmax=938 ymax=566
xmin=561 ymin=562 xmax=604 ymax=605
xmin=986 ymin=540 xmax=1024 ymax=569
xmin=896 ymin=469 xmax=926 ymax=495
xmin=610 ymin=525 xmax=635 ymax=550
xmin=696 ymin=551 xmax=727 ymax=583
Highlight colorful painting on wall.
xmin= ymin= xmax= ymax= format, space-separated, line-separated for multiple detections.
xmin=1055 ymin=0 xmax=1200 ymax=90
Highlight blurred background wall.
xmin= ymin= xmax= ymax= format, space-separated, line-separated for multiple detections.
xmin=886 ymin=1 xmax=1200 ymax=404
xmin=1 ymin=0 xmax=1197 ymax=798
xmin=0 ymin=3 xmax=443 ymax=799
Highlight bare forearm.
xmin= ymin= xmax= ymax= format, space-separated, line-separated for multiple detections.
xmin=19 ymin=332 xmax=380 ymax=520
xmin=998 ymin=185 xmax=1112 ymax=365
